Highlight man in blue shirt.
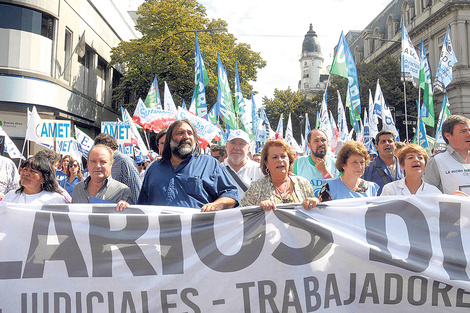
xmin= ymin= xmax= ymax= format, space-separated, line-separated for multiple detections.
xmin=362 ymin=130 xmax=404 ymax=195
xmin=138 ymin=120 xmax=238 ymax=211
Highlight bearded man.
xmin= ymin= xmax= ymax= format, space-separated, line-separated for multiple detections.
xmin=137 ymin=120 xmax=238 ymax=211
xmin=293 ymin=129 xmax=339 ymax=197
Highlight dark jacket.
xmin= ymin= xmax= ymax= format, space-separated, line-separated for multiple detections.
xmin=362 ymin=155 xmax=404 ymax=195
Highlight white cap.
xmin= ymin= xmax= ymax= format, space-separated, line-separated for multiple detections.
xmin=227 ymin=129 xmax=250 ymax=144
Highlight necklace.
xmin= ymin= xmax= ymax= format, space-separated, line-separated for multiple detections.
xmin=272 ymin=176 xmax=291 ymax=199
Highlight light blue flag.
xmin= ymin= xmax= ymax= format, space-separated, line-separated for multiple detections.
xmin=401 ymin=21 xmax=420 ymax=87
xmin=434 ymin=27 xmax=458 ymax=92
xmin=251 ymin=90 xmax=259 ymax=139
xmin=304 ymin=113 xmax=311 ymax=154
xmin=181 ymin=99 xmax=187 ymax=111
xmin=256 ymin=107 xmax=270 ymax=144
xmin=414 ymin=120 xmax=429 ymax=149
xmin=190 ymin=32 xmax=208 ymax=117
xmin=435 ymin=94 xmax=451 ymax=148
xmin=0 ymin=126 xmax=24 ymax=159
xmin=217 ymin=124 xmax=227 ymax=145
xmin=315 ymin=110 xmax=320 ymax=128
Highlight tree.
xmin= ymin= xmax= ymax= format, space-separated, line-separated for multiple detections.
xmin=110 ymin=0 xmax=266 ymax=112
xmin=263 ymin=88 xmax=317 ymax=143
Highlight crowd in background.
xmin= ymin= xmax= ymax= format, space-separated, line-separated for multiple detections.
xmin=1 ymin=114 xmax=469 ymax=211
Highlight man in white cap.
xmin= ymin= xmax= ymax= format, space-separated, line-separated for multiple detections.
xmin=223 ymin=129 xmax=264 ymax=201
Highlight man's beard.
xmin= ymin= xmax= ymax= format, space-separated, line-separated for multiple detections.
xmin=313 ymin=147 xmax=327 ymax=158
xmin=170 ymin=138 xmax=196 ymax=159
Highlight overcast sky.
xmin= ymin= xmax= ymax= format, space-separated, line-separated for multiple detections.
xmin=129 ymin=0 xmax=392 ymax=104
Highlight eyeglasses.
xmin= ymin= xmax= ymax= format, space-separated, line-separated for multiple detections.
xmin=68 ymin=164 xmax=79 ymax=168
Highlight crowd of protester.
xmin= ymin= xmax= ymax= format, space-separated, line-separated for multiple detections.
xmin=1 ymin=114 xmax=470 ymax=211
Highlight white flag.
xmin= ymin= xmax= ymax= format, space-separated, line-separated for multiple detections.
xmin=24 ymin=107 xmax=53 ymax=149
xmin=0 ymin=126 xmax=24 ymax=159
xmin=164 ymin=81 xmax=178 ymax=116
xmin=368 ymin=88 xmax=378 ymax=139
xmin=121 ymin=106 xmax=150 ymax=157
xmin=74 ymin=126 xmax=94 ymax=159
xmin=285 ymin=113 xmax=302 ymax=153
xmin=401 ymin=21 xmax=420 ymax=87
xmin=382 ymin=105 xmax=400 ymax=139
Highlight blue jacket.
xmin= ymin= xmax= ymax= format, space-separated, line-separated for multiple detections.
xmin=362 ymin=156 xmax=404 ymax=195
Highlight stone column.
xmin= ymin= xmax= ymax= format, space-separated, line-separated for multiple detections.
xmin=456 ymin=20 xmax=468 ymax=67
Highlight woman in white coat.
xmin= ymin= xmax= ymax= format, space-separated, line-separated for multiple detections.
xmin=381 ymin=144 xmax=441 ymax=196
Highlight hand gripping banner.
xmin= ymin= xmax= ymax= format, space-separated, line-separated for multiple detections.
xmin=0 ymin=195 xmax=470 ymax=312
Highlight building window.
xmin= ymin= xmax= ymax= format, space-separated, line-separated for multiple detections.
xmin=112 ymin=70 xmax=123 ymax=110
xmin=303 ymin=71 xmax=309 ymax=78
xmin=0 ymin=3 xmax=54 ymax=39
xmin=304 ymin=83 xmax=309 ymax=89
xmin=96 ymin=58 xmax=107 ymax=103
xmin=64 ymin=29 xmax=72 ymax=82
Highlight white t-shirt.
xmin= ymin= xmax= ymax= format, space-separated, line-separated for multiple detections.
xmin=2 ymin=190 xmax=66 ymax=204
xmin=381 ymin=178 xmax=441 ymax=196
xmin=223 ymin=159 xmax=264 ymax=201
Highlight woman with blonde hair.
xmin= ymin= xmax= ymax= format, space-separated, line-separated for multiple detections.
xmin=381 ymin=144 xmax=441 ymax=195
xmin=319 ymin=141 xmax=379 ymax=201
xmin=241 ymin=139 xmax=319 ymax=211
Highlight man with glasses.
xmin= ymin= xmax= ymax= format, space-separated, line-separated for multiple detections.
xmin=210 ymin=145 xmax=227 ymax=163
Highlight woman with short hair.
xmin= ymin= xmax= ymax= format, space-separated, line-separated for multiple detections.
xmin=319 ymin=141 xmax=379 ymax=201
xmin=241 ymin=139 xmax=319 ymax=211
xmin=381 ymin=144 xmax=441 ymax=195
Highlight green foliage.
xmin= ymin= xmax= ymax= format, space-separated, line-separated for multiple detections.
xmin=110 ymin=0 xmax=266 ymax=112
xmin=263 ymin=88 xmax=318 ymax=143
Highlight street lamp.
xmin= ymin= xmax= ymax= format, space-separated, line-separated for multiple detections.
xmin=150 ymin=27 xmax=226 ymax=78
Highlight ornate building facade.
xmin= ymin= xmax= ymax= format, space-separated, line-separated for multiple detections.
xmin=347 ymin=0 xmax=470 ymax=116
xmin=0 ymin=0 xmax=138 ymax=155
xmin=299 ymin=24 xmax=327 ymax=98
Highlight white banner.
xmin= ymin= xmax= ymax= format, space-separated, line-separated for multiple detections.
xmin=0 ymin=195 xmax=470 ymax=312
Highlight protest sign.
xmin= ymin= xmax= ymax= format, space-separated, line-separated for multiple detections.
xmin=0 ymin=195 xmax=469 ymax=312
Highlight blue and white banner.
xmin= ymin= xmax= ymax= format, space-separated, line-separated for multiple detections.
xmin=434 ymin=27 xmax=458 ymax=93
xmin=1 ymin=195 xmax=470 ymax=312
xmin=401 ymin=21 xmax=420 ymax=87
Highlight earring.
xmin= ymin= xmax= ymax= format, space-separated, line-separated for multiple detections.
xmin=266 ymin=168 xmax=270 ymax=175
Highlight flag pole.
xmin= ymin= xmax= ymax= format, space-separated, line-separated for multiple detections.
xmin=403 ymin=80 xmax=409 ymax=142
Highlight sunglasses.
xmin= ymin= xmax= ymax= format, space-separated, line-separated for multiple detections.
xmin=68 ymin=164 xmax=79 ymax=168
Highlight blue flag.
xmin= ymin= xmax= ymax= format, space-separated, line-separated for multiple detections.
xmin=304 ymin=113 xmax=311 ymax=154
xmin=190 ymin=32 xmax=208 ymax=117
xmin=251 ymin=90 xmax=259 ymax=139
xmin=434 ymin=27 xmax=458 ymax=92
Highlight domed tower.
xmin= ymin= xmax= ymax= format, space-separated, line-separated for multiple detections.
xmin=299 ymin=24 xmax=325 ymax=98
